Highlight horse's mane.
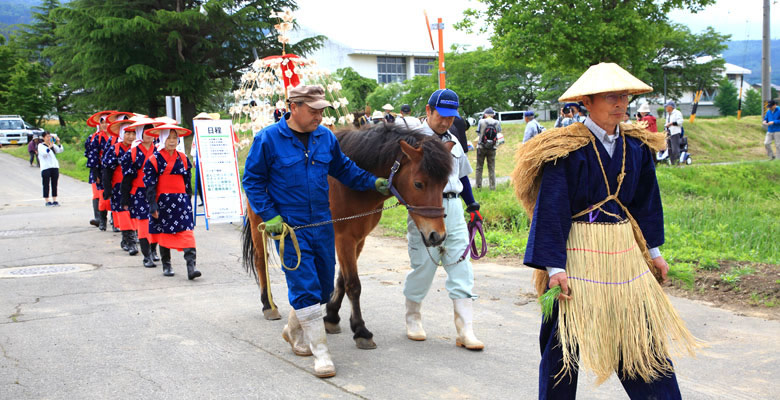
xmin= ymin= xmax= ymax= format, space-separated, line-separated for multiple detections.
xmin=335 ymin=122 xmax=452 ymax=183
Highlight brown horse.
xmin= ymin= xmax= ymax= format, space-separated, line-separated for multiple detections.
xmin=242 ymin=122 xmax=453 ymax=349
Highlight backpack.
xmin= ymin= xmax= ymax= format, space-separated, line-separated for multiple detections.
xmin=481 ymin=122 xmax=498 ymax=149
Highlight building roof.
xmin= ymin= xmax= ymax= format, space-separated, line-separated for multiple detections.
xmin=663 ymin=55 xmax=751 ymax=75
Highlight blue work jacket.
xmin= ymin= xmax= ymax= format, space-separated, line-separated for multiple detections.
xmin=243 ymin=114 xmax=377 ymax=226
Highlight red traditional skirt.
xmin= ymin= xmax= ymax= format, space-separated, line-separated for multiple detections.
xmin=157 ymin=230 xmax=196 ymax=251
xmin=115 ymin=210 xmax=133 ymax=231
xmin=93 ymin=183 xmax=110 ymax=211
xmin=133 ymin=218 xmax=156 ymax=243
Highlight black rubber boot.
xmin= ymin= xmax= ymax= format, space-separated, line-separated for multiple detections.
xmin=90 ymin=199 xmax=100 ymax=227
xmin=150 ymin=243 xmax=160 ymax=261
xmin=139 ymin=239 xmax=155 ymax=267
xmin=160 ymin=246 xmax=174 ymax=276
xmin=121 ymin=230 xmax=130 ymax=252
xmin=99 ymin=211 xmax=107 ymax=231
xmin=127 ymin=231 xmax=138 ymax=256
xmin=183 ymin=248 xmax=201 ymax=280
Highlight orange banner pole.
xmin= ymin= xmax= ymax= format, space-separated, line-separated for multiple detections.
xmin=437 ymin=18 xmax=445 ymax=89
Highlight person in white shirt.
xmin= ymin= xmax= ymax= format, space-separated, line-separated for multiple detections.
xmin=664 ymin=100 xmax=684 ymax=165
xmin=395 ymin=104 xmax=422 ymax=129
xmin=38 ymin=131 xmax=64 ymax=206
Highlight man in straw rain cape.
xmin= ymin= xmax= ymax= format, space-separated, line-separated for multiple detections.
xmin=512 ymin=63 xmax=698 ymax=399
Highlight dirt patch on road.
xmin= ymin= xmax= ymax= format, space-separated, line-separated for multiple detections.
xmin=666 ymin=261 xmax=780 ymax=320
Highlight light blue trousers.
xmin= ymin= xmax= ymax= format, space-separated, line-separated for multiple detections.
xmin=403 ymin=197 xmax=475 ymax=303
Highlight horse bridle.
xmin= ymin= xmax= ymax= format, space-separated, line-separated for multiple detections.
xmin=387 ymin=154 xmax=446 ymax=218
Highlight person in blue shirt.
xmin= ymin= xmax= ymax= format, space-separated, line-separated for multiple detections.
xmin=762 ymin=99 xmax=780 ymax=160
xmin=243 ymin=85 xmax=389 ymax=379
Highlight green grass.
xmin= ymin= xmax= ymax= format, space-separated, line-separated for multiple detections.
xmin=3 ymin=142 xmax=89 ymax=182
xmin=465 ymin=115 xmax=770 ymax=177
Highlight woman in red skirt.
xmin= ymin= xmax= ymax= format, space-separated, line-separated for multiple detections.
xmin=121 ymin=117 xmax=164 ymax=267
xmin=143 ymin=124 xmax=201 ymax=280
xmin=102 ymin=117 xmax=137 ymax=254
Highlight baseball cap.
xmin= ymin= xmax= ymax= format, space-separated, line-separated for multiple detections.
xmin=768 ymin=100 xmax=777 ymax=107
xmin=400 ymin=104 xmax=411 ymax=113
xmin=427 ymin=89 xmax=460 ymax=117
xmin=288 ymin=85 xmax=332 ymax=110
xmin=524 ymin=110 xmax=535 ymax=117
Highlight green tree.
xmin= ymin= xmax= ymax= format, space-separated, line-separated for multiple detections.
xmin=17 ymin=0 xmax=70 ymax=126
xmin=0 ymin=59 xmax=54 ymax=125
xmin=46 ymin=0 xmax=324 ymax=130
xmin=458 ymin=0 xmax=725 ymax=101
xmin=365 ymin=83 xmax=405 ymax=113
xmin=334 ymin=67 xmax=377 ymax=110
xmin=713 ymin=78 xmax=738 ymax=116
xmin=743 ymin=88 xmax=762 ymax=116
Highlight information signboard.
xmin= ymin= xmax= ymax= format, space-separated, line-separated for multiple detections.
xmin=193 ymin=119 xmax=244 ymax=223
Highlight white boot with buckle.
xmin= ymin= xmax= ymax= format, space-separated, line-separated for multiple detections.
xmin=282 ymin=309 xmax=312 ymax=356
xmin=405 ymin=298 xmax=426 ymax=341
xmin=296 ymin=304 xmax=336 ymax=378
xmin=453 ymin=298 xmax=484 ymax=350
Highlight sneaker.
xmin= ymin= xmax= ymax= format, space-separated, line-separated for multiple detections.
xmin=45 ymin=202 xmax=53 ymax=207
xmin=52 ymin=201 xmax=60 ymax=206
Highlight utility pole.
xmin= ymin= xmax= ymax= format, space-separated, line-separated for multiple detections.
xmin=762 ymin=0 xmax=771 ymax=112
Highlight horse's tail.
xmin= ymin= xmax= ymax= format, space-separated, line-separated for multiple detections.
xmin=241 ymin=215 xmax=259 ymax=284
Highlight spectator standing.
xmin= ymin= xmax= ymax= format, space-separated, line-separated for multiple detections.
xmin=371 ymin=110 xmax=385 ymax=124
xmin=554 ymin=103 xmax=577 ymax=128
xmin=396 ymin=104 xmax=422 ymax=129
xmin=28 ymin=136 xmax=40 ymax=167
xmin=664 ymin=101 xmax=684 ymax=165
xmin=637 ymin=103 xmax=658 ymax=133
xmin=382 ymin=104 xmax=396 ymax=123
xmin=38 ymin=132 xmax=63 ymax=206
xmin=450 ymin=115 xmax=470 ymax=153
xmin=475 ymin=108 xmax=501 ymax=190
xmin=762 ymin=99 xmax=780 ymax=160
xmin=522 ymin=111 xmax=545 ymax=143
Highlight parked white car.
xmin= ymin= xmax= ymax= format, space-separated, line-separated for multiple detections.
xmin=0 ymin=115 xmax=32 ymax=145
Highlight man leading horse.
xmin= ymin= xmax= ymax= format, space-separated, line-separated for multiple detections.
xmin=242 ymin=85 xmax=389 ymax=379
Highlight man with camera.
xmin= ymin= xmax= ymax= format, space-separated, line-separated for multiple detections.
xmin=475 ymin=107 xmax=501 ymax=190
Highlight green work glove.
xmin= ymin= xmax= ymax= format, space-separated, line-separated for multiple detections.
xmin=263 ymin=215 xmax=284 ymax=234
xmin=375 ymin=178 xmax=390 ymax=196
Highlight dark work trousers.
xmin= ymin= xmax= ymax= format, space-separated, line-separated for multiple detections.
xmin=41 ymin=168 xmax=60 ymax=198
xmin=668 ymin=134 xmax=681 ymax=165
xmin=538 ymin=299 xmax=682 ymax=399
xmin=475 ymin=147 xmax=496 ymax=190
xmin=29 ymin=151 xmax=39 ymax=166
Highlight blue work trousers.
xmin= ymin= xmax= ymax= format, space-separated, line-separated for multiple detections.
xmin=277 ymin=224 xmax=336 ymax=310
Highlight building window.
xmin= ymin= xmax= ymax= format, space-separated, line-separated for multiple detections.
xmin=377 ymin=56 xmax=406 ymax=84
xmin=414 ymin=57 xmax=436 ymax=76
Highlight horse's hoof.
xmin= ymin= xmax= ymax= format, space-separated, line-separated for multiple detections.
xmin=354 ymin=337 xmax=377 ymax=350
xmin=263 ymin=308 xmax=281 ymax=320
xmin=324 ymin=321 xmax=341 ymax=334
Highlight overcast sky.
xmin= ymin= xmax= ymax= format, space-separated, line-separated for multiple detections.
xmin=293 ymin=0 xmax=779 ymax=51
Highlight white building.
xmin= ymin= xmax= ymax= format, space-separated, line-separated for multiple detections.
xmin=657 ymin=56 xmax=752 ymax=117
xmin=290 ymin=26 xmax=438 ymax=84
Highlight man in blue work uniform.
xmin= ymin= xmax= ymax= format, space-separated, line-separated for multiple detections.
xmin=243 ymin=85 xmax=389 ymax=378
xmin=762 ymin=99 xmax=780 ymax=160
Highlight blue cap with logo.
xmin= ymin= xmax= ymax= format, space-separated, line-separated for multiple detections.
xmin=524 ymin=110 xmax=535 ymax=117
xmin=428 ymin=89 xmax=460 ymax=117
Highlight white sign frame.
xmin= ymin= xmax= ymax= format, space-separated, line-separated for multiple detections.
xmin=193 ymin=119 xmax=244 ymax=223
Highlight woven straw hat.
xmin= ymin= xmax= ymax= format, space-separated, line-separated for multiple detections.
xmin=558 ymin=63 xmax=652 ymax=102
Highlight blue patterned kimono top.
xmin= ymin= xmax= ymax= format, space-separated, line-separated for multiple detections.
xmin=143 ymin=150 xmax=194 ymax=234
xmin=120 ymin=143 xmax=156 ymax=220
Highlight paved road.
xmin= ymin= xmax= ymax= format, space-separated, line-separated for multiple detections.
xmin=1 ymin=152 xmax=778 ymax=399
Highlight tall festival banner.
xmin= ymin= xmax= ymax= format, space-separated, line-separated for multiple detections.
xmin=193 ymin=119 xmax=244 ymax=224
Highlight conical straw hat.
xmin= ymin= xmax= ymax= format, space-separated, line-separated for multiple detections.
xmin=558 ymin=63 xmax=652 ymax=102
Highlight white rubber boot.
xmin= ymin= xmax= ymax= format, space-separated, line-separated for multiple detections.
xmin=453 ymin=298 xmax=484 ymax=350
xmin=405 ymin=298 xmax=426 ymax=341
xmin=282 ymin=309 xmax=312 ymax=356
xmin=296 ymin=304 xmax=336 ymax=378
